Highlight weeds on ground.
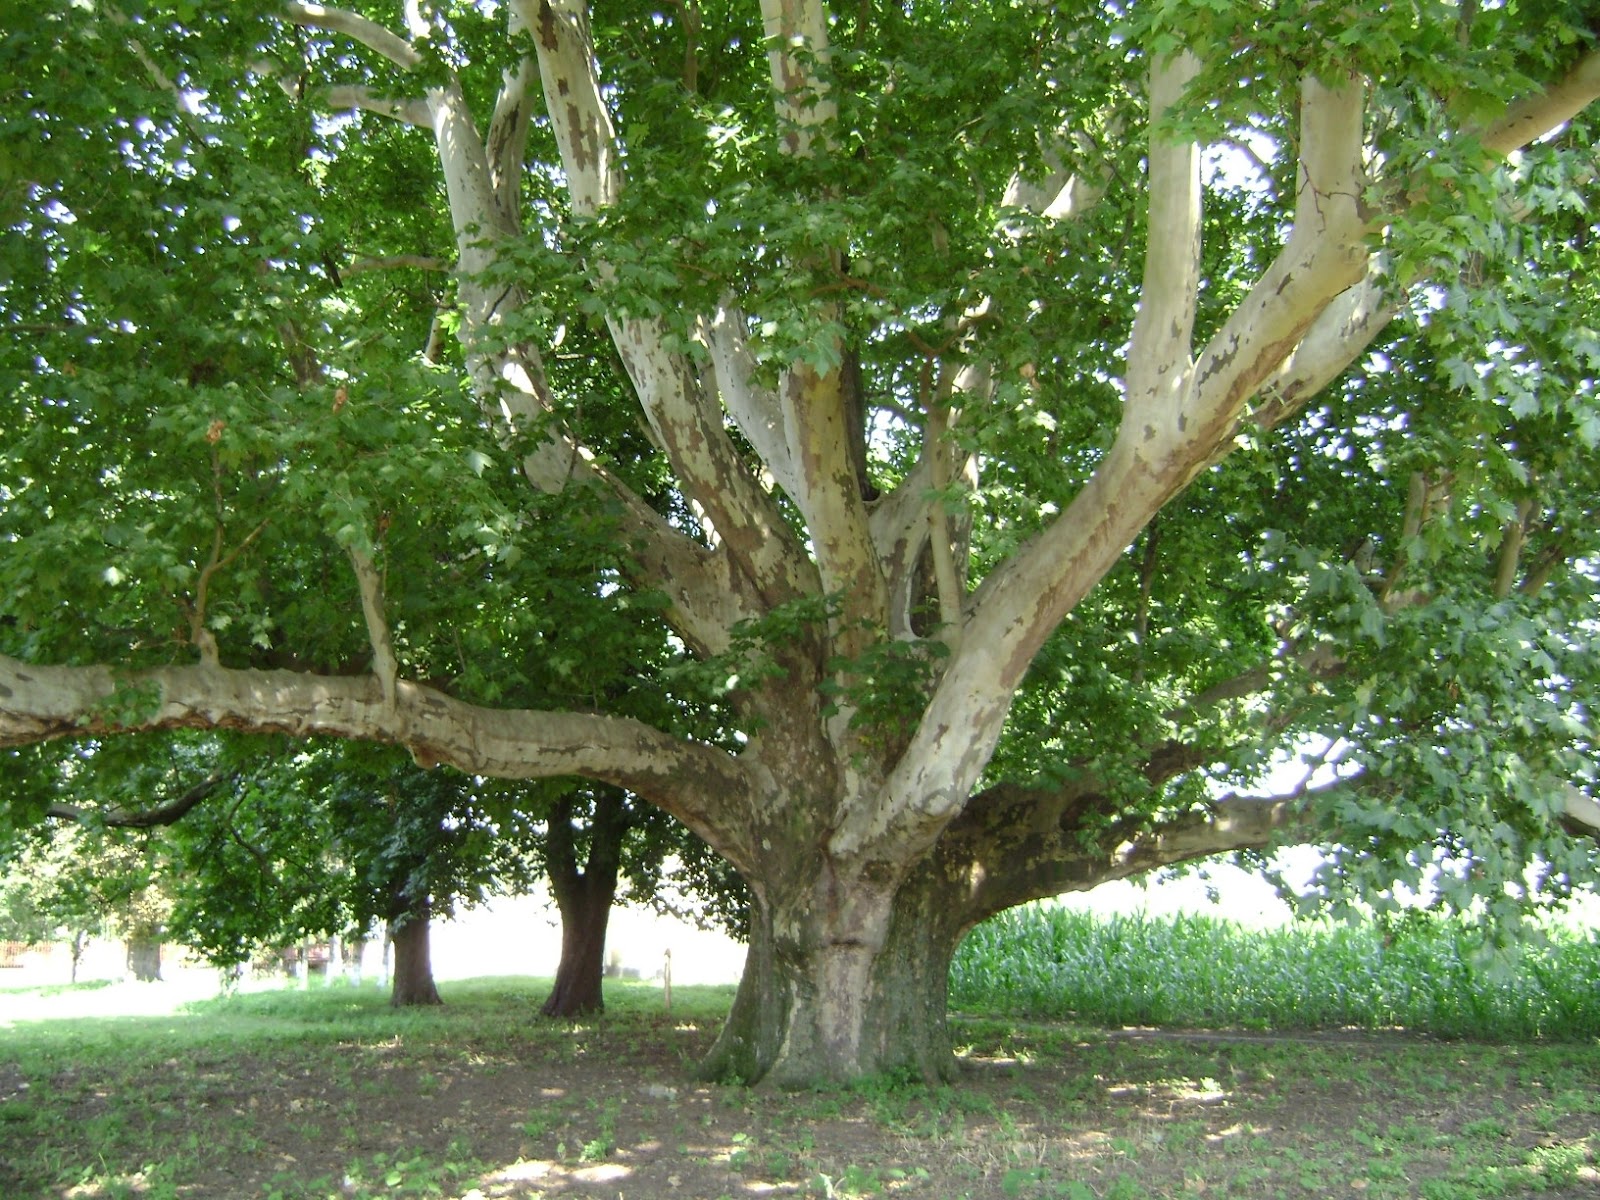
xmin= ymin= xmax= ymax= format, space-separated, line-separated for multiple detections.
xmin=3 ymin=916 xmax=1598 ymax=1198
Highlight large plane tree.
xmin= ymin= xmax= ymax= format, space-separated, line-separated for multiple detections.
xmin=2 ymin=1 xmax=1599 ymax=1084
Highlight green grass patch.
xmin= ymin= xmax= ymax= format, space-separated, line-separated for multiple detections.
xmin=1 ymin=969 xmax=1597 ymax=1198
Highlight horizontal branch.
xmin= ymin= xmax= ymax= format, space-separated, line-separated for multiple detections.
xmin=932 ymin=778 xmax=1321 ymax=930
xmin=322 ymin=85 xmax=432 ymax=128
xmin=343 ymin=254 xmax=449 ymax=276
xmin=47 ymin=771 xmax=240 ymax=829
xmin=0 ymin=653 xmax=759 ymax=871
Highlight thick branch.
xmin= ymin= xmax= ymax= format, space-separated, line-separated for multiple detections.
xmin=850 ymin=74 xmax=1372 ymax=865
xmin=284 ymin=2 xmax=423 ymax=71
xmin=1481 ymin=48 xmax=1600 ymax=156
xmin=759 ymin=0 xmax=836 ymax=156
xmin=1562 ymin=785 xmax=1600 ymax=840
xmin=1247 ymin=49 xmax=1600 ymax=435
xmin=520 ymin=0 xmax=814 ymax=615
xmin=1126 ymin=50 xmax=1203 ymax=404
xmin=346 ymin=542 xmax=398 ymax=711
xmin=0 ymin=653 xmax=758 ymax=871
xmin=930 ymin=779 xmax=1317 ymax=929
xmin=1248 ymin=263 xmax=1394 ymax=434
xmin=322 ymin=85 xmax=433 ymax=128
xmin=707 ymin=302 xmax=801 ymax=502
xmin=1002 ymin=130 xmax=1108 ymax=221
xmin=343 ymin=254 xmax=449 ymax=276
xmin=486 ymin=7 xmax=539 ymax=224
xmin=521 ymin=0 xmax=619 ymax=215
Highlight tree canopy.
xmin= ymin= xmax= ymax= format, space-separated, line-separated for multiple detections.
xmin=2 ymin=0 xmax=1598 ymax=1084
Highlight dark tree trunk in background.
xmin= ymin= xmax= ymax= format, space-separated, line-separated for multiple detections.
xmin=389 ymin=896 xmax=442 ymax=1007
xmin=540 ymin=788 xmax=629 ymax=1018
xmin=126 ymin=935 xmax=162 ymax=982
xmin=540 ymin=880 xmax=615 ymax=1018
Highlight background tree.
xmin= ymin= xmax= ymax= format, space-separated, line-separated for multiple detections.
xmin=0 ymin=826 xmax=114 ymax=983
xmin=526 ymin=778 xmax=748 ymax=1017
xmin=2 ymin=1 xmax=1598 ymax=1084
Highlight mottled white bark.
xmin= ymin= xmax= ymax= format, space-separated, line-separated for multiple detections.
xmin=284 ymin=2 xmax=422 ymax=70
xmin=1126 ymin=50 xmax=1203 ymax=406
xmin=0 ymin=652 xmax=757 ymax=866
xmin=1482 ymin=48 xmax=1600 ymax=156
xmin=759 ymin=0 xmax=835 ymax=156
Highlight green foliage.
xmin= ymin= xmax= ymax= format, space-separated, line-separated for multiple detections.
xmin=1 ymin=0 xmax=1598 ymax=1078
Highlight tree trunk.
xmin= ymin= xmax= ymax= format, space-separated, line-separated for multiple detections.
xmin=389 ymin=899 xmax=442 ymax=1007
xmin=538 ymin=787 xmax=628 ymax=1019
xmin=540 ymin=882 xmax=614 ymax=1018
xmin=698 ymin=778 xmax=1304 ymax=1086
xmin=699 ymin=865 xmax=965 ymax=1086
xmin=126 ymin=935 xmax=162 ymax=982
xmin=69 ymin=929 xmax=88 ymax=985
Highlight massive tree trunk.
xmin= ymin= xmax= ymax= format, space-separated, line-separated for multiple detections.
xmin=701 ymin=863 xmax=963 ymax=1085
xmin=702 ymin=779 xmax=1308 ymax=1085
xmin=389 ymin=897 xmax=442 ymax=1007
xmin=540 ymin=788 xmax=627 ymax=1018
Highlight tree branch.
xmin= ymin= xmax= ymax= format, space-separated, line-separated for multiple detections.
xmin=518 ymin=0 xmax=815 ymax=616
xmin=322 ymin=85 xmax=433 ymax=128
xmin=1481 ymin=47 xmax=1600 ymax=156
xmin=1126 ymin=50 xmax=1203 ymax=405
xmin=928 ymin=778 xmax=1321 ymax=929
xmin=47 ymin=771 xmax=240 ymax=829
xmin=1562 ymin=785 xmax=1600 ymax=840
xmin=283 ymin=2 xmax=423 ymax=71
xmin=342 ymin=254 xmax=450 ymax=276
xmin=0 ymin=652 xmax=760 ymax=872
xmin=706 ymin=302 xmax=800 ymax=502
xmin=1244 ymin=48 xmax=1600 ymax=438
xmin=486 ymin=9 xmax=539 ymax=223
xmin=346 ymin=542 xmax=398 ymax=712
xmin=759 ymin=0 xmax=836 ymax=157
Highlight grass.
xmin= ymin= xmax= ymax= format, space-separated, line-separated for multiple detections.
xmin=1 ymin=913 xmax=1597 ymax=1198
xmin=951 ymin=905 xmax=1600 ymax=1040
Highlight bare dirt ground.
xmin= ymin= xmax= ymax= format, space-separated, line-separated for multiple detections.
xmin=6 ymin=1004 xmax=1596 ymax=1200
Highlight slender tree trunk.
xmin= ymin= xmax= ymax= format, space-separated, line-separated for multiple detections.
xmin=325 ymin=935 xmax=343 ymax=987
xmin=69 ymin=929 xmax=87 ymax=985
xmin=389 ymin=898 xmax=442 ymax=1007
xmin=126 ymin=935 xmax=163 ymax=982
xmin=539 ymin=787 xmax=628 ymax=1018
